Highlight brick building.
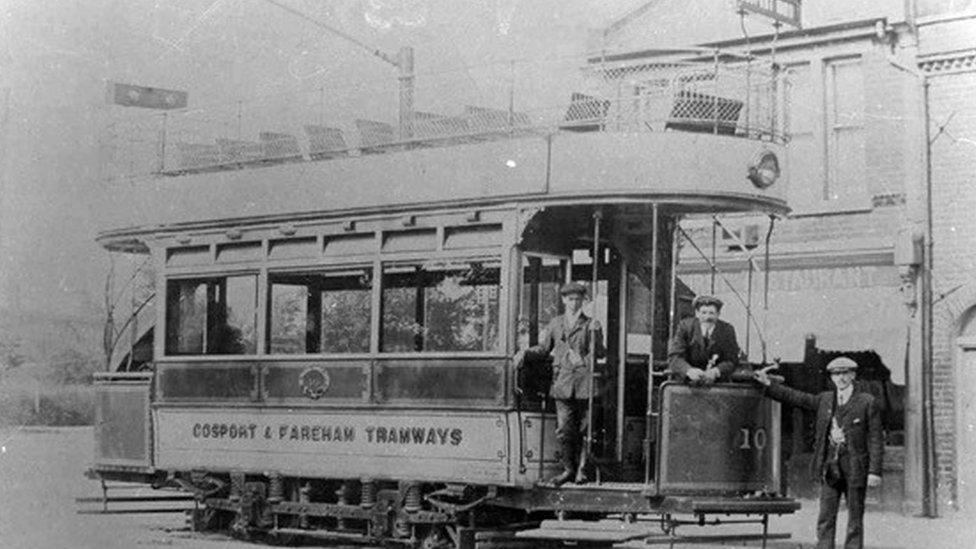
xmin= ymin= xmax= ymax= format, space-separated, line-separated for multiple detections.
xmin=597 ymin=0 xmax=976 ymax=516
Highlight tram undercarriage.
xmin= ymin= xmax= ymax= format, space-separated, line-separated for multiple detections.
xmin=86 ymin=466 xmax=798 ymax=548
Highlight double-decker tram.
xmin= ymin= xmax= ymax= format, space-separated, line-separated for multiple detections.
xmin=88 ymin=52 xmax=799 ymax=547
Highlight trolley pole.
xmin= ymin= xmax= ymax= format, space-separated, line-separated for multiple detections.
xmin=397 ymin=46 xmax=415 ymax=140
xmin=263 ymin=0 xmax=415 ymax=139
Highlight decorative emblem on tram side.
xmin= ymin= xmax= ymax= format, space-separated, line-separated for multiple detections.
xmin=747 ymin=149 xmax=781 ymax=189
xmin=299 ymin=367 xmax=331 ymax=400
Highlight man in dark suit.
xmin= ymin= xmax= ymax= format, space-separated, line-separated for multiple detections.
xmin=755 ymin=357 xmax=883 ymax=549
xmin=516 ymin=282 xmax=605 ymax=486
xmin=668 ymin=295 xmax=740 ymax=384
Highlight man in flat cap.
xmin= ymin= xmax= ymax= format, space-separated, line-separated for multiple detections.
xmin=668 ymin=295 xmax=740 ymax=385
xmin=754 ymin=357 xmax=883 ymax=549
xmin=516 ymin=281 xmax=605 ymax=485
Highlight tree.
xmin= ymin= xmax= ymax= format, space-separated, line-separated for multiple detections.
xmin=0 ymin=337 xmax=26 ymax=382
xmin=45 ymin=347 xmax=99 ymax=385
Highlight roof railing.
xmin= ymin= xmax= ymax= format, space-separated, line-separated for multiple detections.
xmin=103 ymin=52 xmax=789 ymax=178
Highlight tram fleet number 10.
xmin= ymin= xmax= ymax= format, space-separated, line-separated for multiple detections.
xmin=739 ymin=427 xmax=768 ymax=451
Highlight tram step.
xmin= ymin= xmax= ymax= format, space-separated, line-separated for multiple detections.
xmin=515 ymin=520 xmax=652 ymax=543
xmin=75 ymin=493 xmax=196 ymax=515
xmin=77 ymin=508 xmax=194 ymax=515
xmin=642 ymin=532 xmax=793 ymax=545
xmin=76 ymin=495 xmax=195 ymax=503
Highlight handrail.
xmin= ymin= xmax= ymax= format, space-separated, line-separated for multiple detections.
xmin=675 ymin=225 xmax=769 ymax=360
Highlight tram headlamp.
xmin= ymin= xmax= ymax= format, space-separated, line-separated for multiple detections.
xmin=747 ymin=150 xmax=780 ymax=189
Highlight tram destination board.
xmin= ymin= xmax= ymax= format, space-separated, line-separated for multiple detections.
xmin=658 ymin=384 xmax=780 ymax=493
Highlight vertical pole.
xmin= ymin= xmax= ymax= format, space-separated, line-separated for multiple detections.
xmin=746 ymin=260 xmax=754 ymax=359
xmin=713 ymin=49 xmax=720 ymax=135
xmin=158 ymin=113 xmax=167 ymax=173
xmin=668 ymin=219 xmax=680 ymax=343
xmin=319 ymin=86 xmax=325 ymax=125
xmin=921 ymin=78 xmax=938 ymax=517
xmin=616 ymin=254 xmax=628 ymax=462
xmin=127 ymin=281 xmax=137 ymax=371
xmin=763 ymin=216 xmax=775 ymax=364
xmin=509 ymin=60 xmax=516 ymax=134
xmin=770 ymin=61 xmax=779 ymax=142
xmin=586 ymin=209 xmax=602 ymax=462
xmin=710 ymin=219 xmax=717 ymax=294
xmin=744 ymin=50 xmax=752 ymax=139
xmin=397 ymin=46 xmax=415 ymax=141
xmin=644 ymin=204 xmax=659 ymax=484
xmin=103 ymin=257 xmax=116 ymax=370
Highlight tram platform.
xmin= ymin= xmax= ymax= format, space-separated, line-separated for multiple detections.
xmin=610 ymin=498 xmax=976 ymax=548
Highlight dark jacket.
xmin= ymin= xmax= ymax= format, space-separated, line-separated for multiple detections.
xmin=766 ymin=383 xmax=884 ymax=486
xmin=527 ymin=313 xmax=605 ymax=400
xmin=667 ymin=317 xmax=739 ymax=380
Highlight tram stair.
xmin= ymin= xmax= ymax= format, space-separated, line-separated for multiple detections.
xmin=108 ymin=292 xmax=155 ymax=372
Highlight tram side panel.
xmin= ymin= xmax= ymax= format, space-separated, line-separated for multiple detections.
xmin=153 ymin=407 xmax=513 ymax=484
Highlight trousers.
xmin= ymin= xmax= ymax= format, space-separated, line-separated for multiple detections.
xmin=554 ymin=399 xmax=588 ymax=470
xmin=816 ymin=453 xmax=867 ymax=549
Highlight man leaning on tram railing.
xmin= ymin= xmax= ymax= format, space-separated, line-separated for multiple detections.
xmin=667 ymin=295 xmax=741 ymax=385
xmin=513 ymin=282 xmax=605 ymax=487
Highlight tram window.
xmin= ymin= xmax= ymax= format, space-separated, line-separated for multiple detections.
xmin=269 ymin=270 xmax=372 ymax=354
xmin=381 ymin=260 xmax=501 ymax=353
xmin=165 ymin=275 xmax=257 ymax=355
xmin=520 ymin=256 xmax=566 ymax=347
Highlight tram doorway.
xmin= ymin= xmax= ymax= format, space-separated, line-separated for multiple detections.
xmin=517 ymin=205 xmax=676 ymax=482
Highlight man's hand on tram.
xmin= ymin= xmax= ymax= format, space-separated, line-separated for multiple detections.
xmin=867 ymin=474 xmax=882 ymax=487
xmin=513 ymin=350 xmax=525 ymax=366
xmin=685 ymin=367 xmax=706 ymax=384
xmin=753 ymin=363 xmax=778 ymax=387
xmin=703 ymin=367 xmax=721 ymax=384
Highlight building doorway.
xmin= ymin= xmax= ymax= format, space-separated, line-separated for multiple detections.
xmin=956 ymin=306 xmax=976 ymax=516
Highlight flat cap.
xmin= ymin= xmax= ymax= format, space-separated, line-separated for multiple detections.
xmin=826 ymin=357 xmax=858 ymax=373
xmin=559 ymin=281 xmax=588 ymax=296
xmin=692 ymin=294 xmax=723 ymax=310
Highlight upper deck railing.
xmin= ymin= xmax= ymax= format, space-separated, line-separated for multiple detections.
xmin=103 ymin=50 xmax=789 ymax=179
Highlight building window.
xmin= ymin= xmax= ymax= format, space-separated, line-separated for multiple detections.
xmin=268 ymin=269 xmax=373 ymax=354
xmin=381 ymin=260 xmax=501 ymax=353
xmin=786 ymin=57 xmax=868 ymax=214
xmin=825 ymin=57 xmax=866 ymax=203
xmin=165 ymin=275 xmax=257 ymax=355
xmin=916 ymin=0 xmax=976 ymax=18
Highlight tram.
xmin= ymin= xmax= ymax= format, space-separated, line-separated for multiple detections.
xmin=87 ymin=51 xmax=799 ymax=547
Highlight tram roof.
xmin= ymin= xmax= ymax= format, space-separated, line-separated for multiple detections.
xmin=97 ymin=131 xmax=789 ymax=253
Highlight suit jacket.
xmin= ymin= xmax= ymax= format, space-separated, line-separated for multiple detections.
xmin=766 ymin=383 xmax=884 ymax=486
xmin=527 ymin=313 xmax=605 ymax=400
xmin=667 ymin=317 xmax=739 ymax=380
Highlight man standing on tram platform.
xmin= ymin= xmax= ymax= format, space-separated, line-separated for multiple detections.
xmin=754 ymin=357 xmax=883 ymax=549
xmin=667 ymin=295 xmax=740 ymax=385
xmin=515 ymin=282 xmax=605 ymax=486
